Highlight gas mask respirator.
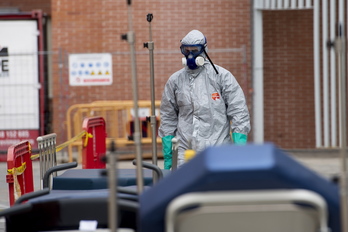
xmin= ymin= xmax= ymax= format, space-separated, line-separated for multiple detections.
xmin=180 ymin=44 xmax=219 ymax=74
xmin=180 ymin=44 xmax=205 ymax=70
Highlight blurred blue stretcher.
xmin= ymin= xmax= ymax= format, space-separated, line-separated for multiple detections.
xmin=1 ymin=143 xmax=340 ymax=232
xmin=139 ymin=143 xmax=340 ymax=232
xmin=52 ymin=168 xmax=155 ymax=190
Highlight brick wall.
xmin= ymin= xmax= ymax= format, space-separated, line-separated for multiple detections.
xmin=50 ymin=0 xmax=252 ymax=144
xmin=0 ymin=0 xmax=50 ymax=15
xmin=263 ymin=10 xmax=315 ymax=148
xmin=0 ymin=0 xmax=326 ymax=149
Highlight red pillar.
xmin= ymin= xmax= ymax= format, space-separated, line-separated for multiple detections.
xmin=82 ymin=117 xmax=107 ymax=169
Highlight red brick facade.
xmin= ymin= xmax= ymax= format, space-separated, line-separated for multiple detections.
xmin=0 ymin=1 xmax=329 ymax=149
xmin=0 ymin=0 xmax=50 ymax=16
xmin=49 ymin=0 xmax=253 ymax=146
xmin=263 ymin=10 xmax=316 ymax=148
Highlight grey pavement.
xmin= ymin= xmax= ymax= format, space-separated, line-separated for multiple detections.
xmin=0 ymin=149 xmax=344 ymax=232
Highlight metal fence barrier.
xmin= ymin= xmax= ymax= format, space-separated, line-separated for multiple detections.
xmin=66 ymin=100 xmax=162 ymax=163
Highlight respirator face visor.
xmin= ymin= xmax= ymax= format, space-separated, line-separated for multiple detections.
xmin=180 ymin=44 xmax=205 ymax=57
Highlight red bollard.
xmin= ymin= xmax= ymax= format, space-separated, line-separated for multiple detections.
xmin=82 ymin=116 xmax=107 ymax=169
xmin=6 ymin=141 xmax=34 ymax=206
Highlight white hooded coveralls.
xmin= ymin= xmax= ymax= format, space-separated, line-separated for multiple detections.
xmin=159 ymin=30 xmax=251 ymax=167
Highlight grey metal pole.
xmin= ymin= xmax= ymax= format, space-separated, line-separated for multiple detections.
xmin=144 ymin=13 xmax=158 ymax=183
xmin=122 ymin=0 xmax=144 ymax=194
xmin=108 ymin=141 xmax=118 ymax=232
xmin=336 ymin=23 xmax=348 ymax=232
xmin=171 ymin=138 xmax=179 ymax=171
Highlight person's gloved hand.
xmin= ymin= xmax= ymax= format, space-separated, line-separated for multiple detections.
xmin=162 ymin=135 xmax=175 ymax=169
xmin=232 ymin=133 xmax=248 ymax=145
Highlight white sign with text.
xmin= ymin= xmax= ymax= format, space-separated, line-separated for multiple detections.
xmin=69 ymin=53 xmax=113 ymax=86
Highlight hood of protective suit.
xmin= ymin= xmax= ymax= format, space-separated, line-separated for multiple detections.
xmin=181 ymin=30 xmax=208 ymax=73
xmin=181 ymin=30 xmax=208 ymax=54
xmin=181 ymin=30 xmax=206 ymax=46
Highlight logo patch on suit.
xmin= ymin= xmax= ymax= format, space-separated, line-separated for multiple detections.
xmin=211 ymin=92 xmax=220 ymax=100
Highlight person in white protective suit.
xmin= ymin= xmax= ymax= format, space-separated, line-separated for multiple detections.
xmin=158 ymin=29 xmax=251 ymax=170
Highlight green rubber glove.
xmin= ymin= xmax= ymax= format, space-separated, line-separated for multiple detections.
xmin=162 ymin=135 xmax=175 ymax=169
xmin=232 ymin=133 xmax=248 ymax=145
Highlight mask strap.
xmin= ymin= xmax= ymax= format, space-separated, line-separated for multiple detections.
xmin=203 ymin=48 xmax=219 ymax=75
